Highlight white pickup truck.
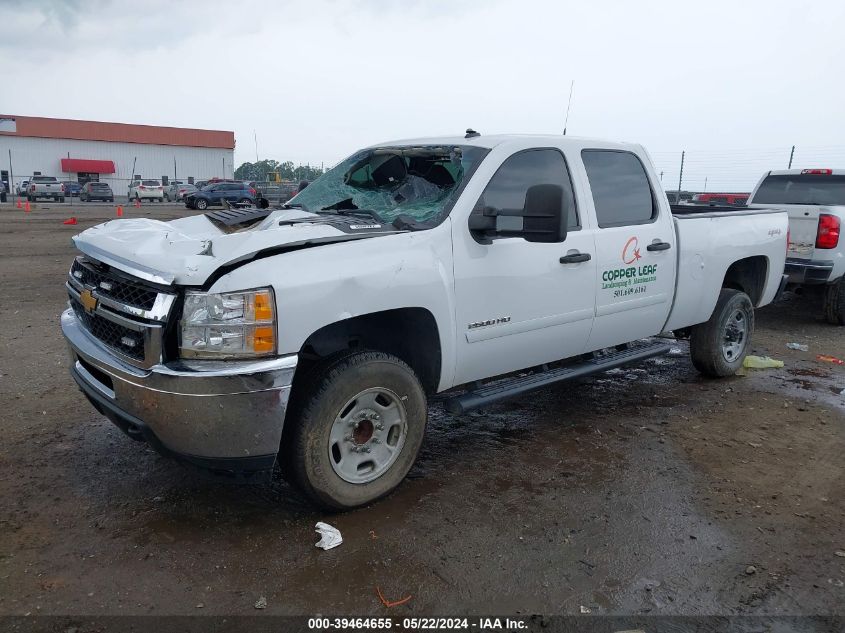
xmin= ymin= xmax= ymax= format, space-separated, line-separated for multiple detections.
xmin=748 ymin=168 xmax=845 ymax=324
xmin=61 ymin=133 xmax=788 ymax=509
xmin=28 ymin=175 xmax=65 ymax=202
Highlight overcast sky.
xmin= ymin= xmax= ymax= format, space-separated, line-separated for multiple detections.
xmin=2 ymin=0 xmax=844 ymax=190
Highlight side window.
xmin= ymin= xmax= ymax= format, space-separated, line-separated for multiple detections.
xmin=473 ymin=149 xmax=578 ymax=229
xmin=581 ymin=150 xmax=655 ymax=228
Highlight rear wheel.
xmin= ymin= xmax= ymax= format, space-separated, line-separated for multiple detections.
xmin=285 ymin=351 xmax=427 ymax=510
xmin=823 ymin=278 xmax=845 ymax=325
xmin=690 ymin=288 xmax=754 ymax=377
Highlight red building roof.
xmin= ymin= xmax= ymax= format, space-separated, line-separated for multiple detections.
xmin=0 ymin=115 xmax=234 ymax=149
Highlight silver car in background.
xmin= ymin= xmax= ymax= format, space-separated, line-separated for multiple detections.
xmin=165 ymin=182 xmax=198 ymax=201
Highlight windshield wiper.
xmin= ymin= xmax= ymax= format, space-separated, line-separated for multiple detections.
xmin=317 ymin=208 xmax=385 ymax=223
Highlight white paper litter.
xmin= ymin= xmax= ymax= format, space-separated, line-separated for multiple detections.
xmin=786 ymin=342 xmax=809 ymax=352
xmin=315 ymin=522 xmax=343 ymax=550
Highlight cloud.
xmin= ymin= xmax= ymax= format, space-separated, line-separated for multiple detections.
xmin=1 ymin=0 xmax=843 ymax=189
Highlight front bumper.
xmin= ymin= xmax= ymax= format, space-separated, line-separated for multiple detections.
xmin=62 ymin=309 xmax=297 ymax=480
xmin=785 ymin=257 xmax=834 ymax=284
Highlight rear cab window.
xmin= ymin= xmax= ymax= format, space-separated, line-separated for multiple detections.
xmin=142 ymin=180 xmax=161 ymax=186
xmin=581 ymin=150 xmax=656 ymax=228
xmin=752 ymin=174 xmax=845 ymax=205
xmin=472 ymin=148 xmax=579 ymax=232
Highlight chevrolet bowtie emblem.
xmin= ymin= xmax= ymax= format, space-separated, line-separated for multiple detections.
xmin=80 ymin=288 xmax=98 ymax=313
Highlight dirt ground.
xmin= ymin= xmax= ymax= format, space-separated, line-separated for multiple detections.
xmin=0 ymin=202 xmax=843 ymax=619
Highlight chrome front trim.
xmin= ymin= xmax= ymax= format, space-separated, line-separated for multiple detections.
xmin=66 ymin=253 xmax=179 ymax=369
xmin=66 ymin=282 xmax=164 ymax=369
xmin=68 ymin=259 xmax=176 ymax=322
xmin=63 ymin=309 xmax=297 ymax=459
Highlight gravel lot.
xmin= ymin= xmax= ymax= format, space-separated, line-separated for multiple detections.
xmin=0 ymin=201 xmax=843 ymax=619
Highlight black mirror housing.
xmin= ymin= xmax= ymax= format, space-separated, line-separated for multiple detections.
xmin=468 ymin=184 xmax=567 ymax=243
xmin=521 ymin=184 xmax=567 ymax=243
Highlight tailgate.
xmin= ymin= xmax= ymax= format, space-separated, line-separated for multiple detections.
xmin=784 ymin=205 xmax=823 ymax=261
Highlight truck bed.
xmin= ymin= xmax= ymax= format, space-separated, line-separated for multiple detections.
xmin=670 ymin=204 xmax=782 ymax=218
xmin=663 ymin=206 xmax=788 ymax=332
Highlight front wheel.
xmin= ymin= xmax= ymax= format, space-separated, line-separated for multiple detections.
xmin=690 ymin=288 xmax=754 ymax=377
xmin=285 ymin=351 xmax=427 ymax=510
xmin=194 ymin=198 xmax=208 ymax=210
xmin=823 ymin=278 xmax=845 ymax=325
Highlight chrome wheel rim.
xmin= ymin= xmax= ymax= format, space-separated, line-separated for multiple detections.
xmin=722 ymin=308 xmax=747 ymax=362
xmin=328 ymin=387 xmax=408 ymax=484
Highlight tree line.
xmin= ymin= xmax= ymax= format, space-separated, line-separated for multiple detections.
xmin=234 ymin=160 xmax=325 ymax=182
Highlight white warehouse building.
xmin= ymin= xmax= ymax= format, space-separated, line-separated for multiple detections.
xmin=0 ymin=114 xmax=235 ymax=197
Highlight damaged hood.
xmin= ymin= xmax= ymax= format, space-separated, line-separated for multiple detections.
xmin=72 ymin=209 xmax=398 ymax=286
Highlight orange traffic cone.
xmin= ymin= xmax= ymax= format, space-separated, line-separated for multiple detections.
xmin=116 ymin=205 xmax=123 ymax=217
xmin=16 ymin=199 xmax=22 ymax=209
xmin=24 ymin=201 xmax=31 ymax=212
xmin=63 ymin=217 xmax=77 ymax=225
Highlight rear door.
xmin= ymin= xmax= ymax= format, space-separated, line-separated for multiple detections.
xmin=580 ymin=148 xmax=677 ymax=350
xmin=225 ymin=183 xmax=242 ymax=202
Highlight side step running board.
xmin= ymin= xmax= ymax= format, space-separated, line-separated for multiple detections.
xmin=443 ymin=341 xmax=672 ymax=415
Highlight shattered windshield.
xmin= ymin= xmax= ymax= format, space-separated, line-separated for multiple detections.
xmin=288 ymin=145 xmax=488 ymax=224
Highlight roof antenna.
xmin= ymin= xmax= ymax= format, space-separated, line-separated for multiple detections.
xmin=563 ymin=80 xmax=574 ymax=135
xmin=465 ymin=128 xmax=480 ymax=138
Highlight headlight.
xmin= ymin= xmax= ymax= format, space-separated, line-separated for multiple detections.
xmin=179 ymin=287 xmax=276 ymax=358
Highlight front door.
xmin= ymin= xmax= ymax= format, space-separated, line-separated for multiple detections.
xmin=580 ymin=149 xmax=677 ymax=350
xmin=452 ymin=148 xmax=597 ymax=386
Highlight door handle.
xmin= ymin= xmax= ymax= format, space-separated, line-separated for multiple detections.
xmin=647 ymin=241 xmax=672 ymax=252
xmin=559 ymin=252 xmax=591 ymax=264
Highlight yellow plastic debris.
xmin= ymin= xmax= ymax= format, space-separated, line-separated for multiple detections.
xmin=742 ymin=355 xmax=784 ymax=369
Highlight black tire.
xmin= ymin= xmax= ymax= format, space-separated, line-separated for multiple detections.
xmin=59 ymin=197 xmax=65 ymax=203
xmin=285 ymin=351 xmax=427 ymax=511
xmin=823 ymin=278 xmax=845 ymax=325
xmin=238 ymin=197 xmax=251 ymax=204
xmin=690 ymin=288 xmax=754 ymax=377
xmin=108 ymin=198 xmax=114 ymax=203
xmin=194 ymin=198 xmax=208 ymax=210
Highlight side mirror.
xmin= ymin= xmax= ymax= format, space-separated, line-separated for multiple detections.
xmin=521 ymin=184 xmax=567 ymax=243
xmin=468 ymin=184 xmax=567 ymax=243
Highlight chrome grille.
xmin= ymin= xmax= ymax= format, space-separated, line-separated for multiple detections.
xmin=67 ymin=256 xmax=176 ymax=368
xmin=70 ymin=298 xmax=145 ymax=361
xmin=70 ymin=258 xmax=158 ymax=311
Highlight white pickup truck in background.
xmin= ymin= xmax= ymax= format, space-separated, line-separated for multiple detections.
xmin=61 ymin=133 xmax=788 ymax=509
xmin=28 ymin=175 xmax=65 ymax=202
xmin=748 ymin=168 xmax=845 ymax=324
